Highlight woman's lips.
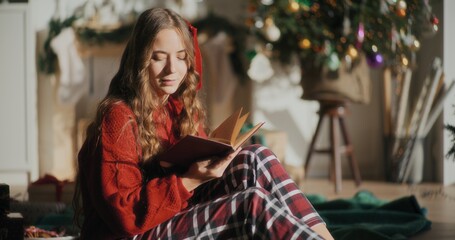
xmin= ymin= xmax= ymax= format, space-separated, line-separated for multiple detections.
xmin=160 ymin=79 xmax=176 ymax=86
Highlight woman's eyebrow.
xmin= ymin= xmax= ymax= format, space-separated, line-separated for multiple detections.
xmin=153 ymin=49 xmax=186 ymax=54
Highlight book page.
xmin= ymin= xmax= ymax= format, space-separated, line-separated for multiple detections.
xmin=157 ymin=109 xmax=265 ymax=166
xmin=230 ymin=112 xmax=249 ymax=145
xmin=233 ymin=122 xmax=265 ymax=149
xmin=209 ymin=108 xmax=243 ymax=144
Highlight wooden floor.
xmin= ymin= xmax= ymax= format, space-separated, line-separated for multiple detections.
xmin=302 ymin=179 xmax=455 ymax=239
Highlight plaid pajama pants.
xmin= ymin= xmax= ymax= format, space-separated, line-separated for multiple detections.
xmin=136 ymin=144 xmax=324 ymax=240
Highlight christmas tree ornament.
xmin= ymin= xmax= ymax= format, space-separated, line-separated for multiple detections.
xmin=247 ymin=52 xmax=274 ymax=82
xmin=342 ymin=0 xmax=351 ymax=36
xmin=357 ymin=23 xmax=365 ymax=43
xmin=324 ymin=40 xmax=333 ymax=56
xmin=396 ymin=0 xmax=407 ymax=17
xmin=299 ymin=38 xmax=311 ymax=49
xmin=431 ymin=15 xmax=439 ymax=33
xmin=403 ymin=33 xmax=415 ymax=47
xmin=288 ymin=0 xmax=300 ymax=13
xmin=431 ymin=15 xmax=439 ymax=25
xmin=255 ymin=18 xmax=264 ymax=28
xmin=347 ymin=45 xmax=358 ymax=59
xmin=397 ymin=0 xmax=407 ymax=11
xmin=247 ymin=0 xmax=438 ymax=77
xmin=411 ymin=39 xmax=420 ymax=51
xmin=401 ymin=55 xmax=409 ymax=66
xmin=396 ymin=9 xmax=406 ymax=17
xmin=263 ymin=17 xmax=281 ymax=42
xmin=343 ymin=15 xmax=351 ymax=36
xmin=261 ymin=0 xmax=274 ymax=6
xmin=366 ymin=53 xmax=384 ymax=68
xmin=433 ymin=24 xmax=438 ymax=32
xmin=326 ymin=52 xmax=341 ymax=71
xmin=371 ymin=45 xmax=378 ymax=53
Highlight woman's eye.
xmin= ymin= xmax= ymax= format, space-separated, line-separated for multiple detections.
xmin=152 ymin=53 xmax=166 ymax=61
xmin=177 ymin=53 xmax=187 ymax=60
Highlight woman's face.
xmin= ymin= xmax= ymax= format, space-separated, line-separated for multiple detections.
xmin=149 ymin=28 xmax=188 ymax=98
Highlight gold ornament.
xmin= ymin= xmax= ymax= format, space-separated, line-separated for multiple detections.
xmin=401 ymin=55 xmax=409 ymax=66
xmin=396 ymin=9 xmax=406 ymax=17
xmin=347 ymin=45 xmax=358 ymax=59
xmin=299 ymin=38 xmax=311 ymax=49
xmin=288 ymin=1 xmax=300 ymax=13
xmin=411 ymin=39 xmax=420 ymax=51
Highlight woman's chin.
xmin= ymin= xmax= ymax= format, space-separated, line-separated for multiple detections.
xmin=159 ymin=86 xmax=178 ymax=95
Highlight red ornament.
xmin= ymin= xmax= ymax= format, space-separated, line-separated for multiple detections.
xmin=431 ymin=15 xmax=439 ymax=25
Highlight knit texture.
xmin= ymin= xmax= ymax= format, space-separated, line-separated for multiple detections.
xmin=78 ymin=102 xmax=193 ymax=239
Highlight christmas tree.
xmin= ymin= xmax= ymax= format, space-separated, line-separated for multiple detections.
xmin=247 ymin=0 xmax=439 ymax=74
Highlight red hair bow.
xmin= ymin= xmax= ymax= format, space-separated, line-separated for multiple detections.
xmin=188 ymin=23 xmax=203 ymax=90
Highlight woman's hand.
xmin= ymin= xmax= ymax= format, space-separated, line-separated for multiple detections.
xmin=180 ymin=147 xmax=242 ymax=191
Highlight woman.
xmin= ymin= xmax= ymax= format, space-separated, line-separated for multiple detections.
xmin=74 ymin=7 xmax=333 ymax=240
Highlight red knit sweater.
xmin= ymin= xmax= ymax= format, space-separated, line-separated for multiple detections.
xmin=78 ymin=100 xmax=205 ymax=239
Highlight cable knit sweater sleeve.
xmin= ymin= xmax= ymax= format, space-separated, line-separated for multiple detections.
xmin=97 ymin=103 xmax=193 ymax=236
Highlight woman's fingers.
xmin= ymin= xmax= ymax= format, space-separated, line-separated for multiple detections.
xmin=183 ymin=147 xmax=243 ymax=186
xmin=209 ymin=147 xmax=242 ymax=168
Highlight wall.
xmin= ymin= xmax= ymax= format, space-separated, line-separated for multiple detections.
xmin=32 ymin=0 xmax=85 ymax=181
xmin=443 ymin=0 xmax=455 ymax=185
xmin=23 ymin=0 xmax=455 ymax=184
xmin=0 ymin=3 xmax=38 ymax=197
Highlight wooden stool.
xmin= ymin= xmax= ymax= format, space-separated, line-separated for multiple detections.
xmin=304 ymin=99 xmax=362 ymax=193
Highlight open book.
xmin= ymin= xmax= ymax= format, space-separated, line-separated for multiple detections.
xmin=157 ymin=108 xmax=265 ymax=166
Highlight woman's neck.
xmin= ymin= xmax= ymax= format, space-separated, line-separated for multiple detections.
xmin=161 ymin=94 xmax=170 ymax=104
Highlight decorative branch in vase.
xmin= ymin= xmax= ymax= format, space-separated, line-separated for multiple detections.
xmin=446 ymin=106 xmax=455 ymax=161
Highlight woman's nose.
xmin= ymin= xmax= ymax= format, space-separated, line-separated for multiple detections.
xmin=166 ymin=57 xmax=177 ymax=73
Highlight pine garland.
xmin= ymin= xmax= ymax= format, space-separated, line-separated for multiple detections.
xmin=38 ymin=16 xmax=134 ymax=74
xmin=74 ymin=24 xmax=134 ymax=46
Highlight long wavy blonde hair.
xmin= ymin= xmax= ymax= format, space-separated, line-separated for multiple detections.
xmin=89 ymin=8 xmax=205 ymax=160
xmin=73 ymin=7 xmax=206 ymax=227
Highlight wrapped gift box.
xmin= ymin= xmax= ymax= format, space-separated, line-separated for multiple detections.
xmin=28 ymin=183 xmax=75 ymax=204
xmin=27 ymin=175 xmax=75 ymax=205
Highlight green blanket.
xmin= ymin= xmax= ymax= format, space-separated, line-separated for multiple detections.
xmin=308 ymin=191 xmax=432 ymax=240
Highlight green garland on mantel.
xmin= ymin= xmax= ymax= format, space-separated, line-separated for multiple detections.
xmin=38 ymin=12 xmax=248 ymax=87
xmin=38 ymin=16 xmax=134 ymax=74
